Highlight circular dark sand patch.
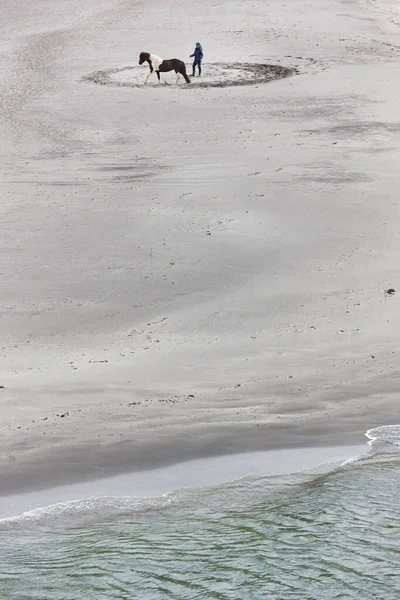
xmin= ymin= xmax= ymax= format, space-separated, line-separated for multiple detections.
xmin=82 ymin=62 xmax=297 ymax=89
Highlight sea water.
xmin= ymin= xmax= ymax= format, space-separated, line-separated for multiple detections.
xmin=1 ymin=426 xmax=399 ymax=600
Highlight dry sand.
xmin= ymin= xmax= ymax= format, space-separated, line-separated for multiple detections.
xmin=1 ymin=0 xmax=400 ymax=495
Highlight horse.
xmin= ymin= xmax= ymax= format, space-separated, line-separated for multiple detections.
xmin=138 ymin=52 xmax=191 ymax=84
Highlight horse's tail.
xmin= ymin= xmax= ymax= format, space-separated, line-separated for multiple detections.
xmin=180 ymin=62 xmax=191 ymax=84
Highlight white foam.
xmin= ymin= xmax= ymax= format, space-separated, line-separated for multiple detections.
xmin=0 ymin=494 xmax=178 ymax=531
xmin=366 ymin=424 xmax=400 ymax=451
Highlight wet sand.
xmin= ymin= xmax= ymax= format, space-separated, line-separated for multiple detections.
xmin=0 ymin=445 xmax=366 ymax=520
xmin=1 ymin=0 xmax=400 ymax=496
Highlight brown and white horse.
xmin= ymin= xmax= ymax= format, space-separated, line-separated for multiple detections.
xmin=139 ymin=52 xmax=191 ymax=84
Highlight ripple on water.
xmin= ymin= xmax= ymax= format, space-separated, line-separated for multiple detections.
xmin=1 ymin=428 xmax=400 ymax=599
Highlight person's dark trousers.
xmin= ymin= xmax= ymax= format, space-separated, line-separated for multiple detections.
xmin=192 ymin=60 xmax=202 ymax=76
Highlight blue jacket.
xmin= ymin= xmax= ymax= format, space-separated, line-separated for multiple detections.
xmin=190 ymin=46 xmax=203 ymax=61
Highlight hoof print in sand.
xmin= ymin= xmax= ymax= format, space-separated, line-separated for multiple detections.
xmin=82 ymin=62 xmax=297 ymax=89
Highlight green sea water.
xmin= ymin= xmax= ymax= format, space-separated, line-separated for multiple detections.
xmin=1 ymin=427 xmax=400 ymax=599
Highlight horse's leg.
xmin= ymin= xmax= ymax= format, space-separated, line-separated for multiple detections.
xmin=156 ymin=70 xmax=161 ymax=83
xmin=175 ymin=69 xmax=180 ymax=84
xmin=145 ymin=68 xmax=153 ymax=84
xmin=180 ymin=63 xmax=191 ymax=84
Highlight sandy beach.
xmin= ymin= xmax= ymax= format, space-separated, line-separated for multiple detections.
xmin=1 ymin=0 xmax=400 ymax=497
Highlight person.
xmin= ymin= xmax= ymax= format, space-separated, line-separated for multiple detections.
xmin=190 ymin=42 xmax=203 ymax=77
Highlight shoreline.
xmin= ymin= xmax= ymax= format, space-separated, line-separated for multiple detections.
xmin=0 ymin=443 xmax=367 ymax=521
xmin=1 ymin=373 xmax=396 ymax=498
xmin=0 ymin=411 xmax=377 ymax=498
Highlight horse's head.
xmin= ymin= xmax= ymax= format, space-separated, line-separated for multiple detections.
xmin=139 ymin=52 xmax=150 ymax=65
